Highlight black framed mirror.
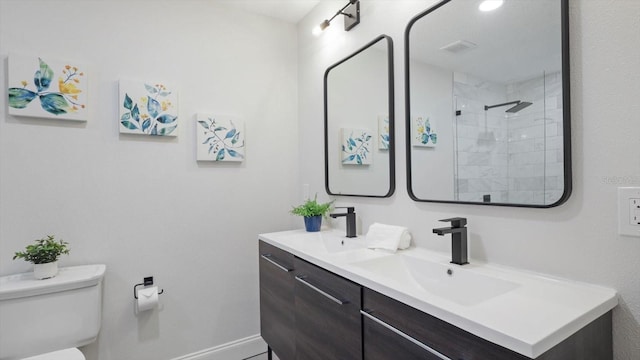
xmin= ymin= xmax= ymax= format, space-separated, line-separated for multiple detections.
xmin=325 ymin=34 xmax=395 ymax=197
xmin=405 ymin=0 xmax=571 ymax=207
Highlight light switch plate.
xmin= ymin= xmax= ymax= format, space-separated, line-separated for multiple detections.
xmin=618 ymin=187 xmax=640 ymax=237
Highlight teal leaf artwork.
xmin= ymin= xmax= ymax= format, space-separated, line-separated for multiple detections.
xmin=123 ymin=94 xmax=133 ymax=110
xmin=8 ymin=88 xmax=37 ymax=108
xmin=40 ymin=93 xmax=69 ymax=115
xmin=341 ymin=128 xmax=373 ymax=165
xmin=413 ymin=116 xmax=438 ymax=148
xmin=196 ymin=114 xmax=245 ymax=162
xmin=378 ymin=115 xmax=390 ymax=150
xmin=119 ymin=80 xmax=179 ymax=137
xmin=7 ymin=53 xmax=88 ymax=121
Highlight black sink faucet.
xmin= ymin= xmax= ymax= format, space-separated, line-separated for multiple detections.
xmin=432 ymin=217 xmax=468 ymax=265
xmin=330 ymin=207 xmax=356 ymax=238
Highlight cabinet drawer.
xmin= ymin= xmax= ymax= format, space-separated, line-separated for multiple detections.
xmin=294 ymin=257 xmax=362 ymax=360
xmin=259 ymin=241 xmax=295 ymax=360
xmin=363 ymin=288 xmax=528 ymax=360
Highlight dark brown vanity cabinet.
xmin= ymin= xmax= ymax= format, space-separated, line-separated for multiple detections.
xmin=259 ymin=241 xmax=362 ymax=360
xmin=259 ymin=241 xmax=296 ymax=360
xmin=259 ymin=241 xmax=612 ymax=360
xmin=294 ymin=257 xmax=362 ymax=360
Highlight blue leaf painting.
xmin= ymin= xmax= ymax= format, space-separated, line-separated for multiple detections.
xmin=119 ymin=80 xmax=178 ymax=136
xmin=197 ymin=115 xmax=245 ymax=161
xmin=415 ymin=116 xmax=438 ymax=147
xmin=341 ymin=128 xmax=373 ymax=165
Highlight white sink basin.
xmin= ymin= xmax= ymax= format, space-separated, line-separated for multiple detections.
xmin=351 ymin=254 xmax=520 ymax=306
xmin=319 ymin=232 xmax=366 ymax=253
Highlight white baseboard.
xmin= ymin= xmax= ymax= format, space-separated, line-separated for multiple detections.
xmin=171 ymin=334 xmax=268 ymax=360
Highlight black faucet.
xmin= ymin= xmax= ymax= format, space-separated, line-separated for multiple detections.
xmin=432 ymin=217 xmax=468 ymax=265
xmin=330 ymin=207 xmax=356 ymax=238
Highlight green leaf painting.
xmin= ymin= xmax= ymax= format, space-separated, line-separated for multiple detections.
xmin=7 ymin=54 xmax=87 ymax=121
xmin=341 ymin=128 xmax=373 ymax=165
xmin=119 ymin=80 xmax=178 ymax=137
xmin=196 ymin=114 xmax=245 ymax=162
xmin=413 ymin=116 xmax=438 ymax=148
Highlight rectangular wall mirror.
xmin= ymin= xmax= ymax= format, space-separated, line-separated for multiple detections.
xmin=325 ymin=35 xmax=395 ymax=198
xmin=405 ymin=0 xmax=571 ymax=207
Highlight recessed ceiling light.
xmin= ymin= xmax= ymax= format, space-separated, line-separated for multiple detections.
xmin=479 ymin=0 xmax=504 ymax=12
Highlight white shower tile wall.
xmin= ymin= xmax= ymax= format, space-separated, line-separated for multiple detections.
xmin=506 ymin=71 xmax=564 ymax=204
xmin=453 ymin=71 xmax=564 ymax=204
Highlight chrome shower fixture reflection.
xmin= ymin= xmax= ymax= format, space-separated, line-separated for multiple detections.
xmin=312 ymin=0 xmax=360 ymax=36
xmin=484 ymin=100 xmax=533 ymax=113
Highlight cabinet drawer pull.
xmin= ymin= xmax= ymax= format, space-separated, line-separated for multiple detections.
xmin=295 ymin=275 xmax=348 ymax=305
xmin=360 ymin=310 xmax=452 ymax=360
xmin=261 ymin=254 xmax=293 ymax=272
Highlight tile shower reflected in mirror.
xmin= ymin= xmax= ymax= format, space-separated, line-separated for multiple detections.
xmin=453 ymin=70 xmax=564 ymax=204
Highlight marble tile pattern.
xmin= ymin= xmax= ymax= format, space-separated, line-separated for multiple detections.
xmin=453 ymin=71 xmax=564 ymax=204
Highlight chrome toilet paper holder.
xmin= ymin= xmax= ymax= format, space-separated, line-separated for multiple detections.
xmin=133 ymin=276 xmax=164 ymax=299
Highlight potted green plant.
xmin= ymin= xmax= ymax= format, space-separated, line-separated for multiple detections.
xmin=13 ymin=235 xmax=70 ymax=279
xmin=290 ymin=195 xmax=333 ymax=232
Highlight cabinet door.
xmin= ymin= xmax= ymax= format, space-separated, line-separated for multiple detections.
xmin=363 ymin=310 xmax=445 ymax=360
xmin=294 ymin=257 xmax=362 ymax=360
xmin=363 ymin=288 xmax=529 ymax=360
xmin=259 ymin=241 xmax=296 ymax=360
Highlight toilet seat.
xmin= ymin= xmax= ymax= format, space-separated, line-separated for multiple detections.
xmin=22 ymin=348 xmax=85 ymax=360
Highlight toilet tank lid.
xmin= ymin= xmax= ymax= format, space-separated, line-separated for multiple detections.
xmin=0 ymin=264 xmax=106 ymax=301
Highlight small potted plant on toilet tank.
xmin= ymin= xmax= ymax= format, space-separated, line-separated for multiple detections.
xmin=13 ymin=235 xmax=70 ymax=279
xmin=290 ymin=195 xmax=333 ymax=232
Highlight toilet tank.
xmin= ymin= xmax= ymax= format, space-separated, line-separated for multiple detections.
xmin=0 ymin=264 xmax=106 ymax=360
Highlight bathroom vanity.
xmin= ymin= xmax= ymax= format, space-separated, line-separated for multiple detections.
xmin=258 ymin=230 xmax=617 ymax=360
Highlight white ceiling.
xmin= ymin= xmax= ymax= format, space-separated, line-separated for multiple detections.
xmin=216 ymin=0 xmax=321 ymax=23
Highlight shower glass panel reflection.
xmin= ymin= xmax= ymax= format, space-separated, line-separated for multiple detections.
xmin=452 ymin=71 xmax=564 ymax=205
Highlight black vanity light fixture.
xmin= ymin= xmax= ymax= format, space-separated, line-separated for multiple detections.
xmin=312 ymin=0 xmax=360 ymax=36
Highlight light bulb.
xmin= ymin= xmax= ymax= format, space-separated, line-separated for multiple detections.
xmin=479 ymin=0 xmax=504 ymax=12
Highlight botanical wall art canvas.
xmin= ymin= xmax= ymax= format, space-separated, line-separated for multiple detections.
xmin=7 ymin=53 xmax=88 ymax=121
xmin=341 ymin=128 xmax=372 ymax=165
xmin=413 ymin=116 xmax=438 ymax=147
xmin=119 ymin=79 xmax=178 ymax=136
xmin=196 ymin=114 xmax=245 ymax=162
xmin=378 ymin=115 xmax=390 ymax=150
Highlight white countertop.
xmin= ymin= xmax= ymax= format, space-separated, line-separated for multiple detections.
xmin=258 ymin=229 xmax=618 ymax=358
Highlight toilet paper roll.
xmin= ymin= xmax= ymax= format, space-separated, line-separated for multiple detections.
xmin=136 ymin=286 xmax=159 ymax=312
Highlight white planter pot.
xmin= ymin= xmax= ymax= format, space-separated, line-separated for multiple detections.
xmin=33 ymin=261 xmax=58 ymax=280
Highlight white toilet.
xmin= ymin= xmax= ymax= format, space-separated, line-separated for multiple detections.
xmin=0 ymin=264 xmax=106 ymax=360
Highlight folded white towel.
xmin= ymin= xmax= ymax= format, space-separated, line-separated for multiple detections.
xmin=366 ymin=223 xmax=412 ymax=253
